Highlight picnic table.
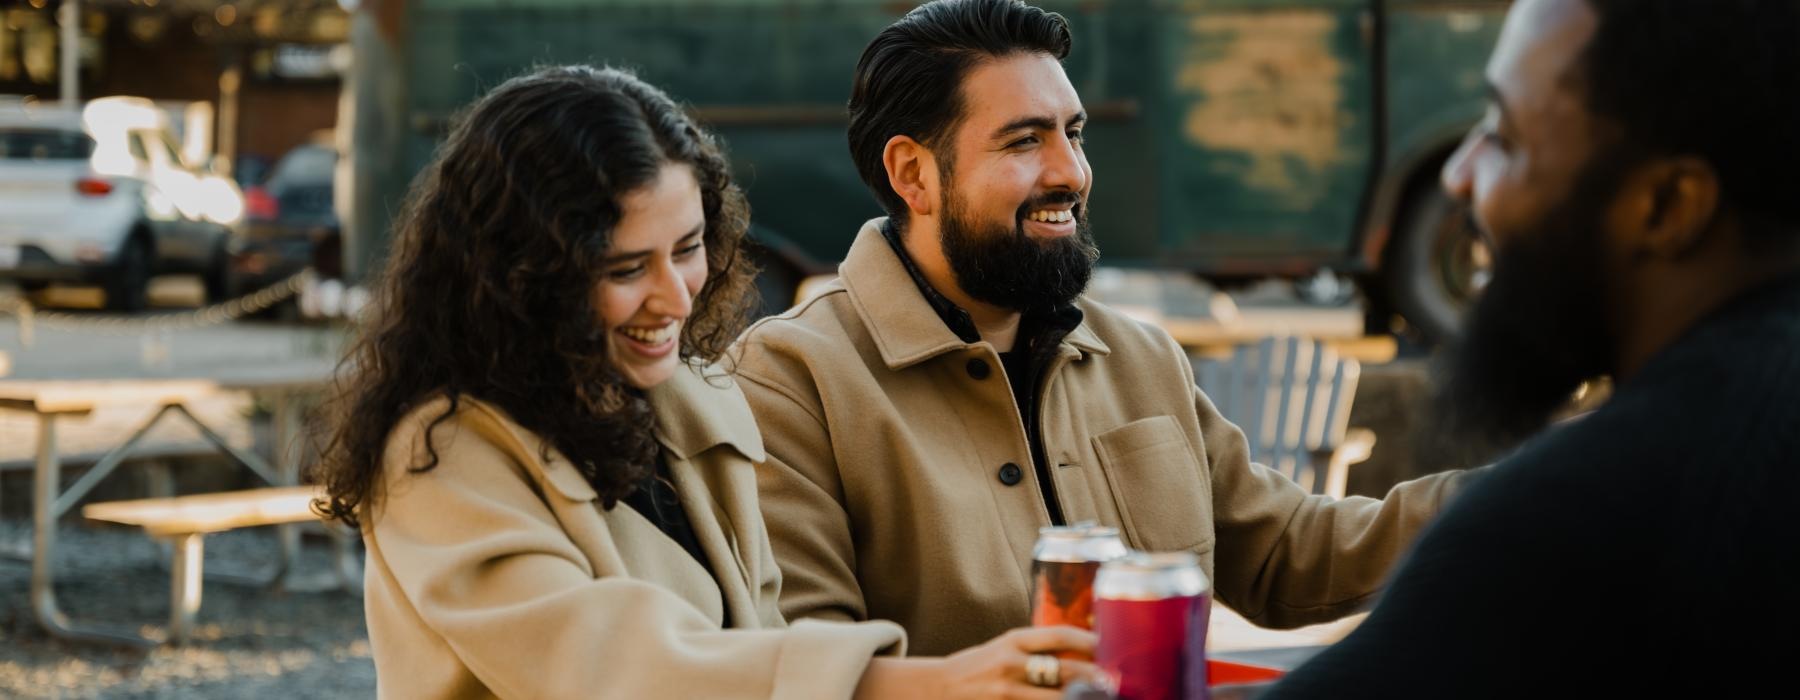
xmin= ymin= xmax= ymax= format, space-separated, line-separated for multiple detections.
xmin=0 ymin=360 xmax=346 ymax=646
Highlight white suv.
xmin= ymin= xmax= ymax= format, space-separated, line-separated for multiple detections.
xmin=0 ymin=97 xmax=243 ymax=311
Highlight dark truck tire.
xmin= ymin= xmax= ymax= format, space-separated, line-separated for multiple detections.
xmin=203 ymin=238 xmax=232 ymax=304
xmin=1384 ymin=184 xmax=1491 ymax=343
xmin=105 ymin=235 xmax=153 ymax=313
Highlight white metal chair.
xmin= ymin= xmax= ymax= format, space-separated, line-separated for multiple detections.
xmin=1193 ymin=336 xmax=1376 ymax=498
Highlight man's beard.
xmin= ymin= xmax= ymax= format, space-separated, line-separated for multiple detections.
xmin=938 ymin=178 xmax=1100 ymax=314
xmin=1423 ymin=159 xmax=1624 ymax=464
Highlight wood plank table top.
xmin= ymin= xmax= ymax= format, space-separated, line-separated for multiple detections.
xmin=0 ymin=360 xmax=336 ymax=415
xmin=83 ymin=485 xmax=325 ymax=537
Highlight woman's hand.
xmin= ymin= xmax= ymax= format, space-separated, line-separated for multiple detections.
xmin=934 ymin=626 xmax=1100 ymax=699
xmin=856 ymin=626 xmax=1099 ymax=700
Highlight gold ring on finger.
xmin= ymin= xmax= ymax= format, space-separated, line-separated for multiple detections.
xmin=1024 ymin=653 xmax=1062 ymax=687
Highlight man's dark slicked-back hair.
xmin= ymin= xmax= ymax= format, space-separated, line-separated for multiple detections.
xmin=848 ymin=0 xmax=1072 ymax=224
xmin=1579 ymin=0 xmax=1800 ymax=241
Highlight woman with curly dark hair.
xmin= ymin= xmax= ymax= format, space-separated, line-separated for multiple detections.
xmin=313 ymin=65 xmax=1094 ymax=699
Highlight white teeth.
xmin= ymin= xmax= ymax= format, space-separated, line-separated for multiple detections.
xmin=620 ymin=323 xmax=678 ymax=346
xmin=1029 ymin=209 xmax=1073 ymax=223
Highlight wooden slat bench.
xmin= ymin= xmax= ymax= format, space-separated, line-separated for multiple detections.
xmin=83 ymin=485 xmax=355 ymax=644
xmin=0 ymin=366 xmax=334 ymax=646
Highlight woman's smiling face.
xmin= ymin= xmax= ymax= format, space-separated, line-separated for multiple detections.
xmin=593 ymin=162 xmax=708 ymax=390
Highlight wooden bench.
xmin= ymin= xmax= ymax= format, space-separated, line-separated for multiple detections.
xmin=0 ymin=368 xmax=333 ymax=646
xmin=82 ymin=485 xmax=356 ymax=644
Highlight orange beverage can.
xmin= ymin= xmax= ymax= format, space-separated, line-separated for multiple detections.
xmin=1030 ymin=524 xmax=1129 ymax=630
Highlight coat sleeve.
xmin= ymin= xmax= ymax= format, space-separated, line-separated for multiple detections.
xmin=1254 ymin=498 xmax=1518 ymax=699
xmin=733 ymin=365 xmax=872 ymax=627
xmin=1195 ymin=381 xmax=1482 ymax=628
xmin=366 ymin=413 xmax=902 ymax=700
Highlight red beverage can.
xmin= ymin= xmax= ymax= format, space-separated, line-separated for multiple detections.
xmin=1031 ymin=524 xmax=1129 ymax=630
xmin=1094 ymin=552 xmax=1213 ymax=700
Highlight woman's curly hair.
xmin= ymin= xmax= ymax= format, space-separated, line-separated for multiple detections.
xmin=313 ymin=65 xmax=756 ymax=527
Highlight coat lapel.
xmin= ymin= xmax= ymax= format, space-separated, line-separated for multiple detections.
xmin=666 ymin=457 xmax=759 ymax=626
xmin=650 ymin=363 xmax=769 ymax=627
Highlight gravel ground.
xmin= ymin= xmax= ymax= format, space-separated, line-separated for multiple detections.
xmin=0 ymin=520 xmax=373 ymax=699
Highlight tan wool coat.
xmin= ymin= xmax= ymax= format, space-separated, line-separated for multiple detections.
xmin=732 ymin=219 xmax=1474 ymax=656
xmin=361 ymin=363 xmax=904 ymax=699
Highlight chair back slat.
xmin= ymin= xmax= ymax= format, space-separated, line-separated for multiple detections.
xmin=1268 ymin=338 xmax=1304 ymax=484
xmin=1322 ymin=358 xmax=1361 ymax=451
xmin=1192 ymin=335 xmax=1363 ymax=494
xmin=1298 ymin=344 xmax=1340 ymax=451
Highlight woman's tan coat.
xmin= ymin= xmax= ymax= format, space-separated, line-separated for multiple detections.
xmin=361 ymin=363 xmax=904 ymax=699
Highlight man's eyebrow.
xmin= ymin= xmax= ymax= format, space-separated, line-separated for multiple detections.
xmin=601 ymin=226 xmax=703 ymax=264
xmin=991 ymin=110 xmax=1088 ymax=140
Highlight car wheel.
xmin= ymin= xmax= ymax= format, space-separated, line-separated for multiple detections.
xmin=105 ymin=236 xmax=153 ymax=313
xmin=1384 ymin=184 xmax=1491 ymax=343
xmin=202 ymin=239 xmax=231 ymax=304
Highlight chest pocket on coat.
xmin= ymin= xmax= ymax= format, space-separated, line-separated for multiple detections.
xmin=1093 ymin=415 xmax=1213 ymax=554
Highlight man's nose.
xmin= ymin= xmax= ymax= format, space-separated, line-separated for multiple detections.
xmin=1042 ymin=134 xmax=1088 ymax=193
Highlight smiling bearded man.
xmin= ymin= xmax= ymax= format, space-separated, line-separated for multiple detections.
xmin=730 ymin=0 xmax=1478 ymax=659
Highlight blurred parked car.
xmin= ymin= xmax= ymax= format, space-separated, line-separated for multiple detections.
xmin=232 ymin=136 xmax=341 ymax=307
xmin=0 ymin=96 xmax=244 ymax=311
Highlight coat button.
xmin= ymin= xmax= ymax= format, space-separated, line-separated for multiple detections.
xmin=966 ymin=358 xmax=991 ymax=380
xmin=997 ymin=462 xmax=1024 ymax=486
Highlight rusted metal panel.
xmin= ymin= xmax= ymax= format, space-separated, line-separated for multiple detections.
xmin=1143 ymin=3 xmax=1375 ymax=267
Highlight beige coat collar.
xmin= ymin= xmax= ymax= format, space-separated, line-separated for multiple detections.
xmin=838 ymin=218 xmax=1111 ymax=370
xmin=649 ymin=361 xmax=766 ymax=463
xmin=453 ymin=364 xmax=766 ymax=624
xmin=514 ymin=363 xmax=763 ymax=507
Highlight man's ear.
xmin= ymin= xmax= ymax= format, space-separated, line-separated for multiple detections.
xmin=1611 ymin=157 xmax=1720 ymax=260
xmin=883 ymin=135 xmax=938 ymax=218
